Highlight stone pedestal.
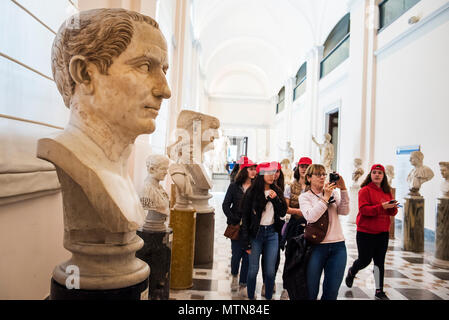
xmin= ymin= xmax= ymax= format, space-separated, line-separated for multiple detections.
xmin=136 ymin=228 xmax=173 ymax=299
xmin=431 ymin=198 xmax=449 ymax=269
xmin=389 ymin=188 xmax=396 ymax=239
xmin=169 ymin=208 xmax=196 ymax=289
xmin=403 ymin=196 xmax=425 ymax=252
xmin=50 ymin=277 xmax=148 ymax=300
xmin=348 ymin=185 xmax=360 ymax=224
xmin=194 ymin=211 xmax=215 ymax=267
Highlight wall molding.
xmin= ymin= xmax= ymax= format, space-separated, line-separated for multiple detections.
xmin=11 ymin=0 xmax=57 ymax=35
xmin=0 ymin=113 xmax=64 ymax=130
xmin=0 ymin=51 xmax=54 ymax=82
xmin=375 ymin=2 xmax=449 ymax=56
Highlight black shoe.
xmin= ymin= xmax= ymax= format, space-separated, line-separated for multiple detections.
xmin=345 ymin=268 xmax=355 ymax=288
xmin=375 ymin=290 xmax=389 ymax=300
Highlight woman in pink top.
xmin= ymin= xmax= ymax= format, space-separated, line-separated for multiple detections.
xmin=299 ymin=164 xmax=350 ymax=300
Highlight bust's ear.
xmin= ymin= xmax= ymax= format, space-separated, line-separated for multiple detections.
xmin=69 ymin=55 xmax=94 ymax=95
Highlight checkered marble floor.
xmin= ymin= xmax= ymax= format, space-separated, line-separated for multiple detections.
xmin=168 ymin=179 xmax=449 ymax=300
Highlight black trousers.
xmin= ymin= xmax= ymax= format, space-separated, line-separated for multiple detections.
xmin=350 ymin=231 xmax=389 ymax=290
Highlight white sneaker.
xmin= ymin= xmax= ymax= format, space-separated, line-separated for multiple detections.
xmin=261 ymin=283 xmax=265 ymax=297
xmin=239 ymin=285 xmax=248 ymax=298
xmin=231 ymin=275 xmax=239 ymax=291
xmin=280 ymin=289 xmax=289 ymax=300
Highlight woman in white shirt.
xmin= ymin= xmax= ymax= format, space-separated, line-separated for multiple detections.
xmin=299 ymin=164 xmax=349 ymax=300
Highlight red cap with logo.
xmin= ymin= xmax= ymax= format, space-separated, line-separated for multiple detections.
xmin=370 ymin=164 xmax=385 ymax=172
xmin=256 ymin=162 xmax=278 ymax=174
xmin=239 ymin=156 xmax=256 ymax=170
xmin=298 ymin=157 xmax=312 ymax=166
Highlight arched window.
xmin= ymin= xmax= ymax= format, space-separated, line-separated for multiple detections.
xmin=320 ymin=13 xmax=350 ymax=79
xmin=276 ymin=86 xmax=285 ymax=114
xmin=379 ymin=0 xmax=421 ymax=31
xmin=293 ymin=62 xmax=307 ymax=101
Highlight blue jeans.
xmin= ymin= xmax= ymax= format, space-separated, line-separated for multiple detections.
xmin=247 ymin=225 xmax=279 ymax=300
xmin=307 ymin=241 xmax=347 ymax=300
xmin=231 ymin=239 xmax=248 ymax=285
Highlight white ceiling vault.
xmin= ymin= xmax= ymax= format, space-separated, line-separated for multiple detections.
xmin=192 ymin=0 xmax=349 ymax=99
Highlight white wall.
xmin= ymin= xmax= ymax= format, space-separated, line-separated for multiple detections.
xmin=0 ymin=1 xmax=76 ymax=299
xmin=374 ymin=2 xmax=449 ymax=231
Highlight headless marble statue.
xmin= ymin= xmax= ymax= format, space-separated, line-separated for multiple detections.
xmin=36 ymin=8 xmax=171 ymax=291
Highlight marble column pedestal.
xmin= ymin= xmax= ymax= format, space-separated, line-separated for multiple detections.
xmin=169 ymin=208 xmax=196 ymax=289
xmin=50 ymin=277 xmax=148 ymax=300
xmin=136 ymin=228 xmax=173 ymax=299
xmin=347 ymin=185 xmax=360 ymax=224
xmin=431 ymin=198 xmax=449 ymax=269
xmin=194 ymin=211 xmax=215 ymax=268
xmin=403 ymin=196 xmax=425 ymax=253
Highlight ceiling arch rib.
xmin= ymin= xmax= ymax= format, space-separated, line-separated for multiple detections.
xmin=208 ymin=63 xmax=271 ymax=98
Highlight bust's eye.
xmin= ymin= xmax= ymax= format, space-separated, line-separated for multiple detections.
xmin=138 ymin=63 xmax=151 ymax=72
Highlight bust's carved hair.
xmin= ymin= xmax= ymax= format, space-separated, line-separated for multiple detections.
xmin=52 ymin=8 xmax=159 ymax=108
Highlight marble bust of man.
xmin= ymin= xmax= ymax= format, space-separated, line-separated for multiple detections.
xmin=36 ymin=9 xmax=171 ymax=290
xmin=439 ymin=162 xmax=449 ymax=199
xmin=140 ymin=154 xmax=170 ymax=231
xmin=407 ymin=151 xmax=434 ymax=196
xmin=351 ymin=158 xmax=364 ymax=187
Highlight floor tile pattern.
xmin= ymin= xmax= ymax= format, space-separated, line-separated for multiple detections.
xmin=168 ymin=179 xmax=449 ymax=300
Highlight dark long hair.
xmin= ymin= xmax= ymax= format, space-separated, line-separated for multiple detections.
xmin=234 ymin=166 xmax=253 ymax=185
xmin=275 ymin=170 xmax=285 ymax=192
xmin=229 ymin=163 xmax=240 ymax=183
xmin=360 ymin=170 xmax=392 ymax=194
xmin=240 ymin=174 xmax=286 ymax=214
xmin=293 ymin=166 xmax=300 ymax=181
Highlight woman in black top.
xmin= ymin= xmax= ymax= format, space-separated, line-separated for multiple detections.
xmin=222 ymin=158 xmax=256 ymax=294
xmin=240 ymin=162 xmax=287 ymax=300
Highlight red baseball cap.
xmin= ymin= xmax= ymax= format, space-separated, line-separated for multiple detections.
xmin=271 ymin=161 xmax=282 ymax=171
xmin=239 ymin=156 xmax=256 ymax=169
xmin=298 ymin=157 xmax=312 ymax=166
xmin=370 ymin=164 xmax=385 ymax=172
xmin=256 ymin=162 xmax=278 ymax=175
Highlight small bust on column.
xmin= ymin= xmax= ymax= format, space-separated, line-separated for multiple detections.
xmin=140 ymin=154 xmax=170 ymax=232
xmin=439 ymin=162 xmax=449 ymax=199
xmin=351 ymin=158 xmax=364 ymax=187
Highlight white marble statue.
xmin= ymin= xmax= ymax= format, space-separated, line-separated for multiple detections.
xmin=167 ymin=110 xmax=220 ymax=211
xmin=407 ymin=151 xmax=434 ymax=196
xmin=312 ymin=133 xmax=334 ymax=173
xmin=167 ymin=142 xmax=195 ymax=211
xmin=140 ymin=154 xmax=170 ymax=232
xmin=439 ymin=162 xmax=449 ymax=199
xmin=36 ymin=9 xmax=171 ymax=291
xmin=351 ymin=158 xmax=365 ymax=188
xmin=279 ymin=142 xmax=294 ymax=165
xmin=280 ymin=158 xmax=293 ymax=185
xmin=385 ymin=165 xmax=395 ymax=187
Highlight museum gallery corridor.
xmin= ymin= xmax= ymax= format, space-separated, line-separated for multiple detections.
xmin=167 ymin=178 xmax=449 ymax=300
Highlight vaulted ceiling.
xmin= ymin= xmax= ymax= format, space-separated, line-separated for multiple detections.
xmin=193 ymin=0 xmax=349 ymax=99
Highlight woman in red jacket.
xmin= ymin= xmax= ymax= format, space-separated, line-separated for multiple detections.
xmin=344 ymin=164 xmax=399 ymax=300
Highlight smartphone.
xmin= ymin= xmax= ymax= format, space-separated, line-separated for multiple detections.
xmin=388 ymin=200 xmax=397 ymax=204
